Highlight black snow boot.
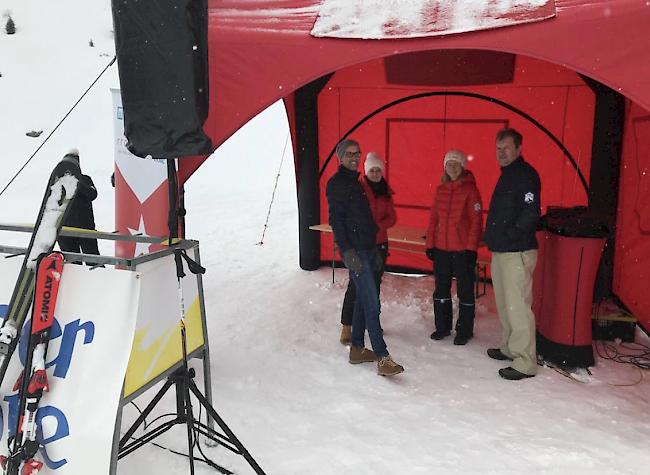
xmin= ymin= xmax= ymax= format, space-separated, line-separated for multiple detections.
xmin=432 ymin=297 xmax=452 ymax=339
xmin=454 ymin=301 xmax=475 ymax=344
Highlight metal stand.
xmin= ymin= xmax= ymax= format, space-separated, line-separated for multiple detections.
xmin=118 ymin=248 xmax=266 ymax=475
xmin=118 ymin=366 xmax=266 ymax=475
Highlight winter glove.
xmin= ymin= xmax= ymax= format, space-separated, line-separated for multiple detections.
xmin=342 ymin=249 xmax=363 ymax=273
xmin=425 ymin=248 xmax=435 ymax=262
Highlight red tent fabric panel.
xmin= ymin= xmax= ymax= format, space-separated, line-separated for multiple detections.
xmin=317 ymin=54 xmax=594 ymax=270
xmin=613 ymin=102 xmax=650 ymax=330
xmin=388 ymin=120 xmax=447 ymax=210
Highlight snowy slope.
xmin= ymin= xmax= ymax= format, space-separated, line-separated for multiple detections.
xmin=0 ymin=0 xmax=117 ymax=252
xmin=1 ymin=1 xmax=650 ymax=474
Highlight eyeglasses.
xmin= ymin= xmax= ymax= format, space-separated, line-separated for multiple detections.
xmin=344 ymin=151 xmax=361 ymax=158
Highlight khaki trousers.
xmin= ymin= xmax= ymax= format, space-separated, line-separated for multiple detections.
xmin=491 ymin=250 xmax=538 ymax=375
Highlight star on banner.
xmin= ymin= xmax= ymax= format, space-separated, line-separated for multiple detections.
xmin=128 ymin=215 xmax=152 ymax=257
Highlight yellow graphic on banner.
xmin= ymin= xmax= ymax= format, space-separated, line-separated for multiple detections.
xmin=123 ymin=295 xmax=204 ymax=397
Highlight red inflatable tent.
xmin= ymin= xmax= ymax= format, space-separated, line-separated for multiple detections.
xmin=119 ymin=1 xmax=650 ymax=330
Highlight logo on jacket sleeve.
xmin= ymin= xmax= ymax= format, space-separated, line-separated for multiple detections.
xmin=473 ymin=202 xmax=481 ymax=212
xmin=524 ymin=192 xmax=535 ymax=203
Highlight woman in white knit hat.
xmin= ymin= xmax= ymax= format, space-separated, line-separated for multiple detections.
xmin=339 ymin=152 xmax=396 ymax=344
xmin=424 ymin=149 xmax=483 ymax=345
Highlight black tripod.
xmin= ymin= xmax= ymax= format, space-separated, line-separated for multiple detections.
xmin=118 ymin=249 xmax=266 ymax=475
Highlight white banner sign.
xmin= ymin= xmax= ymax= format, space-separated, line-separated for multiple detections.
xmin=124 ymin=253 xmax=204 ymax=398
xmin=0 ymin=258 xmax=139 ymax=473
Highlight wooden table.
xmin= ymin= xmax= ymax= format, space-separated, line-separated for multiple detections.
xmin=309 ymin=223 xmax=487 ymax=297
xmin=309 ymin=223 xmax=426 ymax=253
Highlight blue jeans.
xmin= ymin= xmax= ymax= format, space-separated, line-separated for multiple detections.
xmin=341 ymin=244 xmax=388 ymax=325
xmin=348 ymin=249 xmax=389 ymax=358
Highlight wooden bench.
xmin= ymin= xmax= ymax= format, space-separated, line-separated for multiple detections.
xmin=309 ymin=224 xmax=488 ymax=298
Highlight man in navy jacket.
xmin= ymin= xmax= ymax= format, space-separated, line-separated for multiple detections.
xmin=484 ymin=128 xmax=541 ymax=380
xmin=326 ymin=139 xmax=404 ymax=377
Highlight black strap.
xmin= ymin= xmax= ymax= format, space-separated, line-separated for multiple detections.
xmin=174 ymin=248 xmax=206 ymax=280
xmin=167 ymin=159 xmax=179 ymax=241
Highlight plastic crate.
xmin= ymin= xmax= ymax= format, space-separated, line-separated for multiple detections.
xmin=591 ymin=314 xmax=636 ymax=342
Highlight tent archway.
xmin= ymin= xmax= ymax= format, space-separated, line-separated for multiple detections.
xmin=318 ymin=90 xmax=589 ymax=194
xmin=295 ymin=51 xmax=600 ymax=274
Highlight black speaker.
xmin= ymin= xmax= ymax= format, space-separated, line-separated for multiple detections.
xmin=111 ymin=0 xmax=212 ymax=158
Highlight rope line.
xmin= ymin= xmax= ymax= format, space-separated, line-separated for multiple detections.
xmin=0 ymin=55 xmax=117 ymax=198
xmin=258 ymin=132 xmax=290 ymax=245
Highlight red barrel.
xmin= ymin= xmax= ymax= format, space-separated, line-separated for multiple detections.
xmin=535 ymin=207 xmax=608 ymax=368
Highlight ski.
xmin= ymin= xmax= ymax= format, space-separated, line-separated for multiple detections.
xmin=0 ymin=158 xmax=79 ymax=387
xmin=0 ymin=252 xmax=64 ymax=475
xmin=537 ymin=356 xmax=592 ymax=384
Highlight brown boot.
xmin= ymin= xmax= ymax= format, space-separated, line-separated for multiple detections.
xmin=377 ymin=356 xmax=404 ymax=376
xmin=349 ymin=346 xmax=377 ymax=364
xmin=339 ymin=325 xmax=352 ymax=345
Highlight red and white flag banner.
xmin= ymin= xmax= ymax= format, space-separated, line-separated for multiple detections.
xmin=111 ymin=89 xmax=170 ymax=259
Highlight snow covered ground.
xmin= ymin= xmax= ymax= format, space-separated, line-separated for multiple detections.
xmin=1 ymin=1 xmax=650 ymax=474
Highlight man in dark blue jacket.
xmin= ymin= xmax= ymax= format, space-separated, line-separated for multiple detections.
xmin=326 ymin=139 xmax=404 ymax=377
xmin=484 ymin=128 xmax=541 ymax=380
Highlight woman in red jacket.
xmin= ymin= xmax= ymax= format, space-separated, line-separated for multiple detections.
xmin=425 ymin=149 xmax=483 ymax=345
xmin=340 ymin=152 xmax=397 ymax=344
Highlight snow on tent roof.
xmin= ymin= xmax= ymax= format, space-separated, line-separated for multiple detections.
xmin=311 ymin=0 xmax=556 ymax=39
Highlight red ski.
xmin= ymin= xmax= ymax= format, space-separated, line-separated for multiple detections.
xmin=1 ymin=252 xmax=65 ymax=475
